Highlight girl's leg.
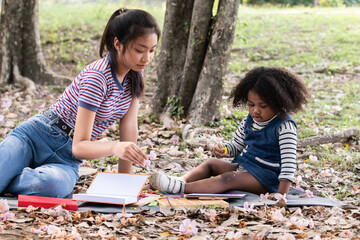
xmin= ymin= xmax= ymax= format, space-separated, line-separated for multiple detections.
xmin=2 ymin=114 xmax=80 ymax=198
xmin=149 ymin=158 xmax=239 ymax=194
xmin=6 ymin=163 xmax=79 ymax=198
xmin=0 ymin=134 xmax=32 ymax=193
xmin=183 ymin=158 xmax=238 ymax=183
xmin=185 ymin=171 xmax=267 ymax=195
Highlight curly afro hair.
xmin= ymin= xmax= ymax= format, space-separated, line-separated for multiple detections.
xmin=230 ymin=66 xmax=309 ymax=118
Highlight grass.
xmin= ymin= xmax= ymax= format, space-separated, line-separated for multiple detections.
xmin=37 ymin=3 xmax=360 ymax=170
xmin=39 ymin=0 xmax=166 ymax=73
xmin=231 ymin=7 xmax=360 ymax=72
xmin=227 ymin=6 xmax=360 ymax=142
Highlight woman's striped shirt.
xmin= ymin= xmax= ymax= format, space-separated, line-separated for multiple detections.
xmin=50 ymin=56 xmax=133 ymax=140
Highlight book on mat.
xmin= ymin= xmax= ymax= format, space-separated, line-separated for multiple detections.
xmin=184 ymin=193 xmax=246 ymax=199
xmin=18 ymin=195 xmax=78 ymax=211
xmin=72 ymin=172 xmax=149 ymax=205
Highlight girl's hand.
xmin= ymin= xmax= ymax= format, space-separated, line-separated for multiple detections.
xmin=113 ymin=141 xmax=148 ymax=166
xmin=212 ymin=144 xmax=230 ymax=158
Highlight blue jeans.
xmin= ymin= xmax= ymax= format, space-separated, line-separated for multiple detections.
xmin=0 ymin=113 xmax=81 ymax=198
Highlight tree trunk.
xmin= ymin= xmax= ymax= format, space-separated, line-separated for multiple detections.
xmin=178 ymin=0 xmax=213 ymax=113
xmin=151 ymin=0 xmax=194 ymax=115
xmin=187 ymin=0 xmax=240 ymax=125
xmin=151 ymin=0 xmax=240 ymax=126
xmin=0 ymin=0 xmax=70 ymax=94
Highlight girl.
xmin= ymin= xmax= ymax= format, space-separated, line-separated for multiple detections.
xmin=150 ymin=67 xmax=308 ymax=196
xmin=0 ymin=8 xmax=160 ymax=198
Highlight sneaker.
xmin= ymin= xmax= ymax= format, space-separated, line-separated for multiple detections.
xmin=149 ymin=172 xmax=185 ymax=194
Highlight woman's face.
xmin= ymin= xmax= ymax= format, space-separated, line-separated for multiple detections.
xmin=118 ymin=33 xmax=158 ymax=73
xmin=247 ymin=90 xmax=276 ymax=122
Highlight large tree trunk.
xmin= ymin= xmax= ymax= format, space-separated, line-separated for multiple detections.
xmin=178 ymin=0 xmax=213 ymax=112
xmin=151 ymin=0 xmax=194 ymax=115
xmin=188 ymin=0 xmax=240 ymax=125
xmin=151 ymin=0 xmax=240 ymax=126
xmin=0 ymin=0 xmax=70 ymax=94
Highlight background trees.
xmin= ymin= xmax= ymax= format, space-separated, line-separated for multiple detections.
xmin=151 ymin=0 xmax=240 ymax=126
xmin=0 ymin=0 xmax=69 ymax=94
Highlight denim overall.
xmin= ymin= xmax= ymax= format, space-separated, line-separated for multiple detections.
xmin=232 ymin=114 xmax=296 ymax=192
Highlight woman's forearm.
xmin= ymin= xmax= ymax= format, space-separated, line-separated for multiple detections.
xmin=72 ymin=139 xmax=118 ymax=160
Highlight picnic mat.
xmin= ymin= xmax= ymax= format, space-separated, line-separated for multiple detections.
xmin=3 ymin=188 xmax=346 ymax=213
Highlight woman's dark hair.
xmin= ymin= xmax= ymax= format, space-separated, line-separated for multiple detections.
xmin=230 ymin=66 xmax=309 ymax=118
xmin=99 ymin=8 xmax=161 ymax=98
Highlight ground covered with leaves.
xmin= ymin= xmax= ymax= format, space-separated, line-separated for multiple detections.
xmin=0 ymin=69 xmax=359 ymax=239
xmin=1 ymin=4 xmax=360 ymax=240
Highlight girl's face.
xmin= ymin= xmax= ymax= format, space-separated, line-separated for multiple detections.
xmin=247 ymin=90 xmax=276 ymax=122
xmin=118 ymin=33 xmax=158 ymax=73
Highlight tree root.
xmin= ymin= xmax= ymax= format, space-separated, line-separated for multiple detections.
xmin=13 ymin=64 xmax=37 ymax=95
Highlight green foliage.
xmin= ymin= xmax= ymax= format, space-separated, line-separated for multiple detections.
xmin=305 ymin=144 xmax=360 ymax=171
xmin=244 ymin=0 xmax=315 ymax=6
xmin=39 ymin=1 xmax=165 ymax=74
xmin=112 ymin=155 xmax=119 ymax=164
xmin=232 ymin=8 xmax=360 ymax=73
xmin=243 ymin=0 xmax=360 ymax=6
xmin=336 ymin=183 xmax=352 ymax=199
xmin=210 ymin=109 xmax=247 ymax=140
xmin=148 ymin=114 xmax=157 ymax=122
xmin=343 ymin=0 xmax=360 ymax=6
xmin=212 ymin=0 xmax=220 ymax=16
xmin=167 ymin=97 xmax=184 ymax=119
xmin=148 ymin=201 xmax=158 ymax=206
xmin=178 ymin=142 xmax=188 ymax=152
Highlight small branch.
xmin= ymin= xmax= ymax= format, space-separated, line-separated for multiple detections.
xmin=298 ymin=128 xmax=359 ymax=148
xmin=0 ymin=232 xmax=26 ymax=238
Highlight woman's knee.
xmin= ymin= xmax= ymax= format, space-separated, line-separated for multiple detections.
xmin=19 ymin=167 xmax=75 ymax=197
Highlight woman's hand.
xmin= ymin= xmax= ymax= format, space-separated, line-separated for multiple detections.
xmin=112 ymin=141 xmax=148 ymax=167
xmin=212 ymin=144 xmax=230 ymax=158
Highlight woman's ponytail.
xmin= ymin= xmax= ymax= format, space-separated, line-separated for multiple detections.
xmin=99 ymin=8 xmax=128 ymax=58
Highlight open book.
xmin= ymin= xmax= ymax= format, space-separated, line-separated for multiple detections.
xmin=72 ymin=172 xmax=149 ymax=205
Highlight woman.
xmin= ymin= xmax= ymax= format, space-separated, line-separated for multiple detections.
xmin=0 ymin=8 xmax=161 ymax=198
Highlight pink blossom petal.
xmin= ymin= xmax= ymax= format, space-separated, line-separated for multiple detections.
xmin=301 ymin=190 xmax=314 ymax=198
xmin=270 ymin=209 xmax=284 ymax=222
xmin=31 ymin=228 xmax=42 ymax=234
xmin=294 ymin=185 xmax=305 ymax=192
xmin=0 ymin=212 xmax=15 ymax=221
xmin=0 ymin=199 xmax=9 ymax=214
xmin=282 ymin=233 xmax=296 ymax=240
xmin=179 ymin=218 xmax=198 ymax=235
xmin=339 ymin=230 xmax=353 ymax=238
xmin=274 ymin=193 xmax=288 ymax=203
xmin=260 ymin=192 xmax=270 ymax=199
xmin=169 ymin=135 xmax=180 ymax=144
xmin=148 ymin=150 xmax=157 ymax=160
xmin=47 ymin=225 xmax=62 ymax=238
xmin=212 ymin=226 xmax=225 ymax=233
